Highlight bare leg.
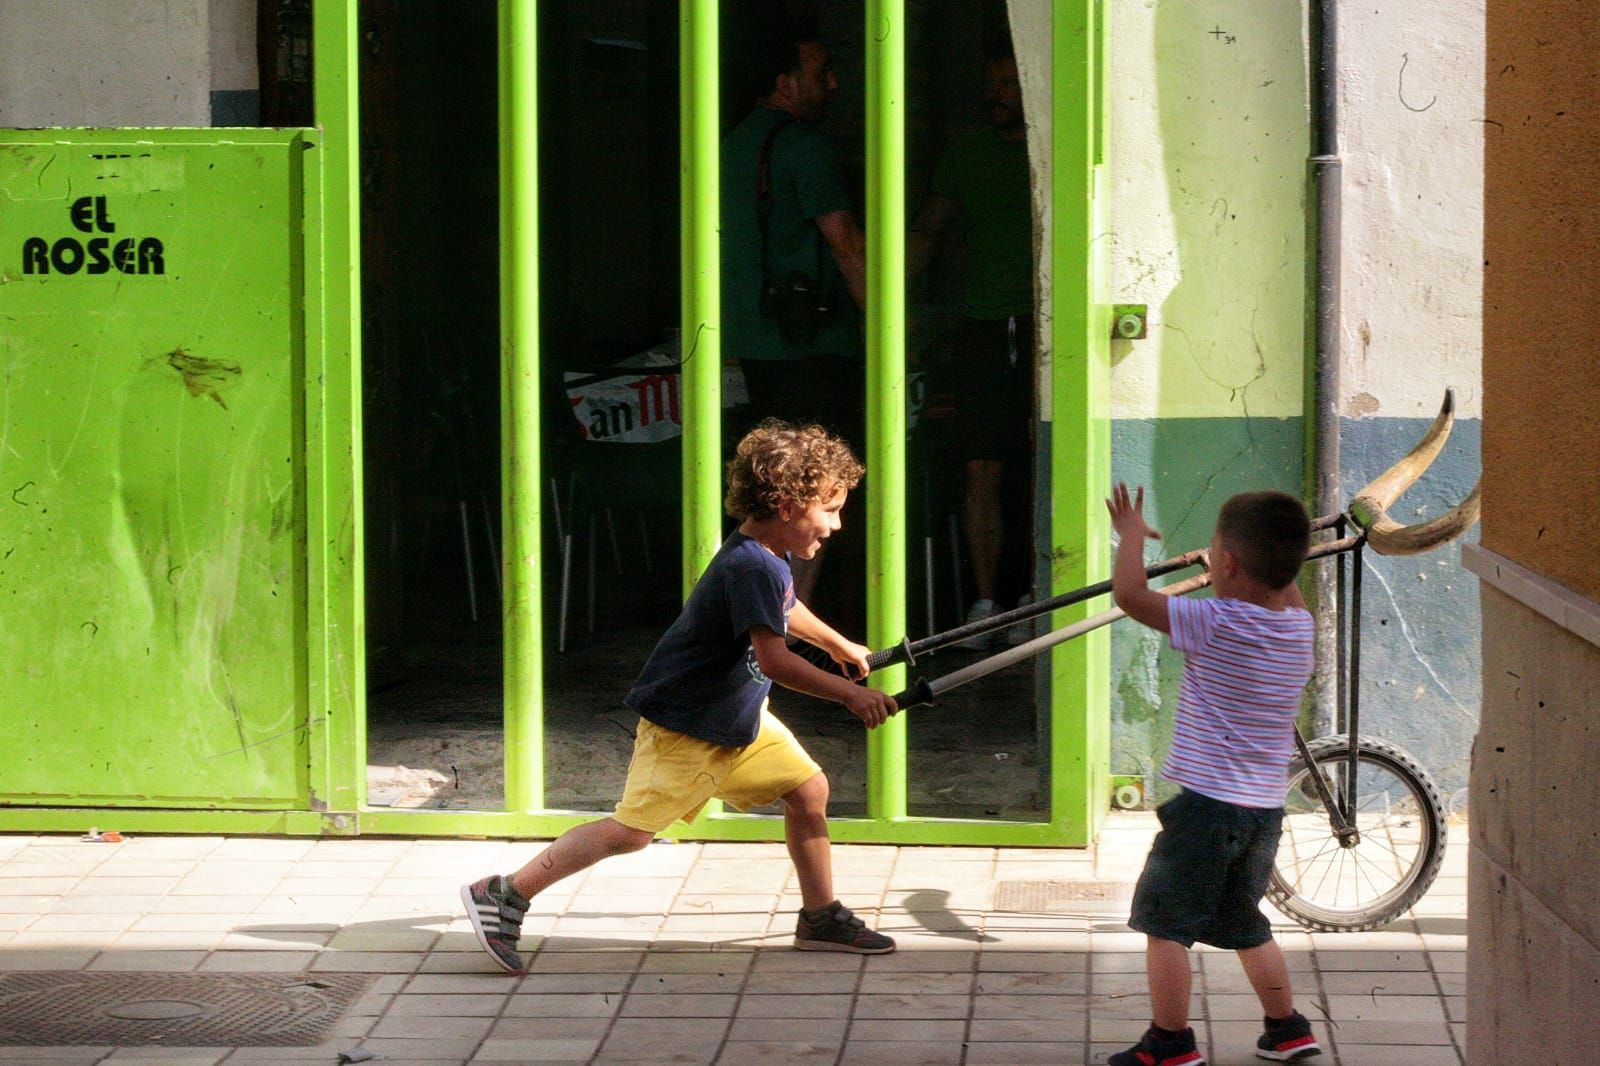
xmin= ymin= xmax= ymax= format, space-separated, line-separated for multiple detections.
xmin=782 ymin=773 xmax=834 ymax=911
xmin=1147 ymin=935 xmax=1193 ymax=1031
xmin=964 ymin=460 xmax=1003 ymax=603
xmin=507 ymin=817 xmax=653 ymax=901
xmin=1237 ymin=939 xmax=1295 ymax=1019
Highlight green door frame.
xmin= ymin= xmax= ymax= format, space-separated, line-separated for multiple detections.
xmin=0 ymin=0 xmax=1109 ymax=846
xmin=368 ymin=0 xmax=1112 ymax=846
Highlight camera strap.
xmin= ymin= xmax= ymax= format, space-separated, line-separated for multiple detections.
xmin=755 ymin=115 xmax=825 ymax=288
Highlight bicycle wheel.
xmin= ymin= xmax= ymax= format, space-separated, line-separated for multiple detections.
xmin=1266 ymin=735 xmax=1447 ymax=932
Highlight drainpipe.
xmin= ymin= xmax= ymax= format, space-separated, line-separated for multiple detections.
xmin=1307 ymin=0 xmax=1341 ymax=735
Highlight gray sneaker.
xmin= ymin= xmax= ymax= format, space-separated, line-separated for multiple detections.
xmin=1004 ymin=594 xmax=1037 ymax=646
xmin=461 ymin=874 xmax=530 ymax=974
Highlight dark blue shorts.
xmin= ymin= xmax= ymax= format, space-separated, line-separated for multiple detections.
xmin=1128 ymin=788 xmax=1284 ymax=950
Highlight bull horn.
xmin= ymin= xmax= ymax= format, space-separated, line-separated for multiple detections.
xmin=1355 ymin=480 xmax=1481 ymax=556
xmin=1347 ymin=388 xmax=1481 ymax=555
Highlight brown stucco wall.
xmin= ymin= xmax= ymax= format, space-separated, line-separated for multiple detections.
xmin=1471 ymin=1 xmax=1600 ymax=1060
xmin=1480 ymin=0 xmax=1600 ymax=601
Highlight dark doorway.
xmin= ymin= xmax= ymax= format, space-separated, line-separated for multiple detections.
xmin=357 ymin=0 xmax=1044 ymax=822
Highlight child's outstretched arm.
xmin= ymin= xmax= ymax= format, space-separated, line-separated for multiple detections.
xmin=1106 ymin=482 xmax=1172 ymax=633
xmin=748 ymin=624 xmax=897 ymax=729
xmin=786 ymin=600 xmax=871 ymax=680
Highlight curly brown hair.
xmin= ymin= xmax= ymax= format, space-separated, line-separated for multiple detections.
xmin=725 ymin=420 xmax=864 ymax=521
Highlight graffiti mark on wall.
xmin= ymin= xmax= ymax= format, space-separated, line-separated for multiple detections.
xmin=166 ymin=348 xmax=241 ymax=410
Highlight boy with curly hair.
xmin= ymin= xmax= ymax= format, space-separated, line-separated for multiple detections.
xmin=462 ymin=421 xmax=899 ymax=974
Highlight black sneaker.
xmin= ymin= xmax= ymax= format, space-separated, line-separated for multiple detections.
xmin=1108 ymin=1024 xmax=1206 ymax=1066
xmin=1257 ymin=1010 xmax=1321 ymax=1061
xmin=794 ymin=901 xmax=895 ymax=954
xmin=460 ymin=874 xmax=530 ymax=974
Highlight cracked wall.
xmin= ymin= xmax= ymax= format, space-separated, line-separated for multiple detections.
xmin=1106 ymin=0 xmax=1484 ymax=800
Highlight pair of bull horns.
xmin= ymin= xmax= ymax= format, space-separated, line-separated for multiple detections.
xmin=1347 ymin=388 xmax=1481 ymax=556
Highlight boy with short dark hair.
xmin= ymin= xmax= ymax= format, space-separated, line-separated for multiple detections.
xmin=461 ymin=421 xmax=899 ymax=974
xmin=1106 ymin=485 xmax=1323 ymax=1065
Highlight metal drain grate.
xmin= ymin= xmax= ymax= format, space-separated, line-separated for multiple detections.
xmin=993 ymin=879 xmax=1135 ymax=912
xmin=0 ymin=972 xmax=375 ymax=1047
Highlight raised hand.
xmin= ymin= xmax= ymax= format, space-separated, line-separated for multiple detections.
xmin=1106 ymin=482 xmax=1162 ymax=545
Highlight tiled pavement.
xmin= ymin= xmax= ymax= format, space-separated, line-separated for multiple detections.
xmin=0 ymin=812 xmax=1467 ymax=1064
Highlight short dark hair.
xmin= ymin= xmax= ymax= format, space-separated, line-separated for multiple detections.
xmin=757 ymin=25 xmax=819 ymax=96
xmin=725 ymin=420 xmax=863 ymax=521
xmin=1216 ymin=491 xmax=1311 ymax=590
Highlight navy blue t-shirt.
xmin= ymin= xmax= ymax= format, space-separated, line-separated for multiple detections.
xmin=625 ymin=531 xmax=795 ymax=746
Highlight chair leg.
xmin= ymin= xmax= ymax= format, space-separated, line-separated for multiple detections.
xmin=587 ymin=513 xmax=597 ymax=634
xmin=948 ymin=512 xmax=965 ymax=624
xmin=605 ymin=507 xmax=623 ymax=575
xmin=481 ymin=492 xmax=502 ymax=600
xmin=637 ymin=511 xmax=653 ymax=573
xmin=558 ymin=533 xmax=573 ymax=653
xmin=459 ymin=499 xmax=478 ymax=623
xmin=549 ymin=476 xmax=566 ymax=542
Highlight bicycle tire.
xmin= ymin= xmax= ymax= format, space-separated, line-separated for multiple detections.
xmin=1266 ymin=734 xmax=1447 ymax=933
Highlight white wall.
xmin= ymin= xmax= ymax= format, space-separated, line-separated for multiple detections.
xmin=1107 ymin=0 xmax=1309 ymax=420
xmin=1340 ymin=1 xmax=1485 ymax=419
xmin=209 ymin=0 xmax=257 ymax=95
xmin=1106 ymin=0 xmax=1485 ymax=421
xmin=0 ymin=0 xmax=211 ymax=128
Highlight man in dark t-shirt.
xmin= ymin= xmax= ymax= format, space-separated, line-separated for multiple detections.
xmin=909 ymin=38 xmax=1036 ymax=648
xmin=722 ymin=32 xmax=867 ymax=609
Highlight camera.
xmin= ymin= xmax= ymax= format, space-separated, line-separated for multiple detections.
xmin=759 ymin=271 xmax=833 ymax=345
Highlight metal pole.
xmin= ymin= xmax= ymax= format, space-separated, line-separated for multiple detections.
xmin=500 ymin=0 xmax=543 ymax=811
xmin=866 ymin=0 xmax=908 ymax=821
xmin=680 ymin=0 xmax=722 ymax=592
xmin=1346 ymin=544 xmax=1364 ymax=820
xmin=1307 ymin=0 xmax=1342 ymax=738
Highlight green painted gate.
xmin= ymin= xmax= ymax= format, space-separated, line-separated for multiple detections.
xmin=0 ymin=132 xmax=315 ymax=810
xmin=0 ymin=0 xmax=1109 ymax=845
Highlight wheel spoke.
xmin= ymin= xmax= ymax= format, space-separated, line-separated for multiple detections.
xmin=1346 ymin=845 xmax=1390 ymax=904
xmin=1272 ymin=744 xmax=1444 ymax=931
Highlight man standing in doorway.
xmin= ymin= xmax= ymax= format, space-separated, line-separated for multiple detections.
xmin=909 ymin=37 xmax=1035 ymax=647
xmin=722 ymin=28 xmax=867 ymax=608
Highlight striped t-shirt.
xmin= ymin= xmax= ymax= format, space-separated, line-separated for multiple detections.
xmin=1163 ymin=595 xmax=1315 ymax=808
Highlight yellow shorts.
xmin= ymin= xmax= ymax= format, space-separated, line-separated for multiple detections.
xmin=612 ymin=706 xmax=822 ymax=834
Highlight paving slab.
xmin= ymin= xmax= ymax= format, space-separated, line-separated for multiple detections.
xmin=0 ymin=812 xmax=1467 ymax=1063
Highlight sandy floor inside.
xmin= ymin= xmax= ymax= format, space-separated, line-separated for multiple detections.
xmin=367 ymin=618 xmax=1048 ymax=820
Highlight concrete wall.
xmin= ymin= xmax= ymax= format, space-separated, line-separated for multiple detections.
xmin=1106 ymin=0 xmax=1484 ymax=797
xmin=1465 ymin=0 xmax=1600 ymax=1058
xmin=0 ymin=0 xmax=211 ymax=127
xmin=208 ymin=0 xmax=258 ymax=125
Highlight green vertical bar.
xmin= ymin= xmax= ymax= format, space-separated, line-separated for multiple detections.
xmin=310 ymin=0 xmax=366 ymax=815
xmin=500 ymin=0 xmax=543 ymax=811
xmin=866 ymin=0 xmax=908 ymax=820
xmin=1049 ymin=0 xmax=1112 ymax=845
xmin=679 ymin=0 xmax=724 ymax=825
xmin=680 ymin=0 xmax=722 ymax=592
